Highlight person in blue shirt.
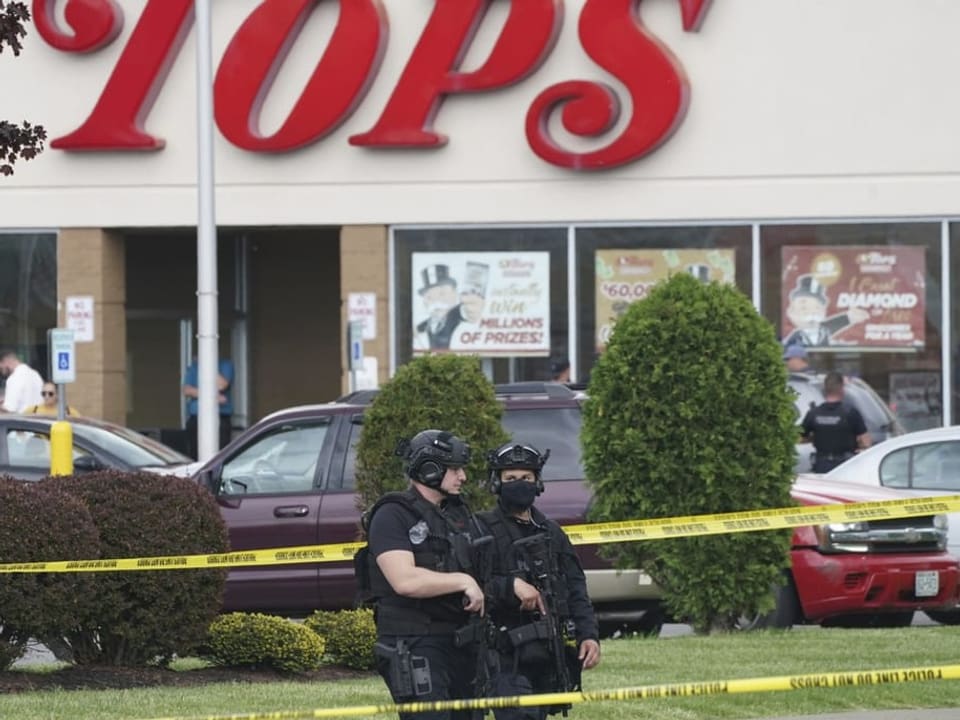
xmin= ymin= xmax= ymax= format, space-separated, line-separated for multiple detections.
xmin=183 ymin=357 xmax=234 ymax=459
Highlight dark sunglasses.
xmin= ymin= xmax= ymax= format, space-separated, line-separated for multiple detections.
xmin=41 ymin=391 xmax=56 ymax=397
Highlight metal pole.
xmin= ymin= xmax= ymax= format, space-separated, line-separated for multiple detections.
xmin=941 ymin=221 xmax=951 ymax=426
xmin=195 ymin=0 xmax=219 ymax=462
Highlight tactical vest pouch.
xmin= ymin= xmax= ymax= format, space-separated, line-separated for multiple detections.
xmin=508 ymin=619 xmax=553 ymax=666
xmin=353 ymin=545 xmax=374 ymax=608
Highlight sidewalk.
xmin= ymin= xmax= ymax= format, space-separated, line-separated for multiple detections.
xmin=767 ymin=712 xmax=959 ymax=720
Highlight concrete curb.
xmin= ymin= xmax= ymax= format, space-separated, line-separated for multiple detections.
xmin=765 ymin=712 xmax=959 ymax=720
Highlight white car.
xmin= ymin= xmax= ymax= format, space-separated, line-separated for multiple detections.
xmin=799 ymin=425 xmax=960 ymax=624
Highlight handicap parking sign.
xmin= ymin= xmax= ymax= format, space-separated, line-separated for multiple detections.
xmin=48 ymin=329 xmax=76 ymax=384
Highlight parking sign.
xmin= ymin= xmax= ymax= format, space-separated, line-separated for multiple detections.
xmin=48 ymin=329 xmax=76 ymax=384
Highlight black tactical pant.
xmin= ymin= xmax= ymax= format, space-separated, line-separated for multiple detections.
xmin=490 ymin=646 xmax=580 ymax=720
xmin=813 ymin=451 xmax=854 ymax=473
xmin=376 ymin=634 xmax=476 ymax=720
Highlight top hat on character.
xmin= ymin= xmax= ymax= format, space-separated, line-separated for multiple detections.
xmin=789 ymin=274 xmax=828 ymax=303
xmin=419 ymin=264 xmax=457 ymax=295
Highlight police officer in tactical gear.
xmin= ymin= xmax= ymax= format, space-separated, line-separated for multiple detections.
xmin=477 ymin=442 xmax=600 ymax=720
xmin=363 ymin=429 xmax=488 ymax=720
xmin=801 ymin=372 xmax=872 ymax=473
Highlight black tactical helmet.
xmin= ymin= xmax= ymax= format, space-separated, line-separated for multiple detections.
xmin=486 ymin=443 xmax=550 ymax=494
xmin=398 ymin=429 xmax=471 ymax=488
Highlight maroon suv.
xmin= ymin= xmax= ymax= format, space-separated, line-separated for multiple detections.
xmin=190 ymin=383 xmax=639 ymax=621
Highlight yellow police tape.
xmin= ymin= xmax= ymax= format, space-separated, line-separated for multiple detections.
xmin=139 ymin=664 xmax=960 ymax=720
xmin=1 ymin=494 xmax=958 ymax=575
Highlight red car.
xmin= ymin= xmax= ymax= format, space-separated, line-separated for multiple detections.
xmin=189 ymin=383 xmax=959 ymax=631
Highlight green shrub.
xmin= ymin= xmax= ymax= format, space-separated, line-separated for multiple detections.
xmin=0 ymin=477 xmax=101 ymax=669
xmin=208 ymin=613 xmax=325 ymax=672
xmin=355 ymin=354 xmax=508 ymax=512
xmin=303 ymin=610 xmax=339 ymax=645
xmin=582 ymin=273 xmax=797 ymax=633
xmin=304 ymin=608 xmax=376 ymax=670
xmin=41 ymin=471 xmax=229 ymax=666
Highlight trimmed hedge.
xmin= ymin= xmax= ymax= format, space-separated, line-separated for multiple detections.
xmin=41 ymin=470 xmax=230 ymax=666
xmin=355 ymin=354 xmax=508 ymax=512
xmin=208 ymin=613 xmax=325 ymax=672
xmin=0 ymin=477 xmax=101 ymax=669
xmin=582 ymin=273 xmax=797 ymax=633
xmin=304 ymin=608 xmax=376 ymax=670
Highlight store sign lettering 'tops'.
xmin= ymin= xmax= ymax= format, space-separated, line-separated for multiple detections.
xmin=33 ymin=0 xmax=713 ymax=171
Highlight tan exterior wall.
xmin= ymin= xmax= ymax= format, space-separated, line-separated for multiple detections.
xmin=57 ymin=228 xmax=126 ymax=424
xmin=340 ymin=226 xmax=389 ymax=395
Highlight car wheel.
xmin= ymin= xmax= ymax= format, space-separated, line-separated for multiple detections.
xmin=598 ymin=609 xmax=665 ymax=639
xmin=924 ymin=609 xmax=960 ymax=625
xmin=736 ymin=574 xmax=801 ymax=630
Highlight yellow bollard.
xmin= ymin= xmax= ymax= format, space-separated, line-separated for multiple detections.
xmin=50 ymin=421 xmax=74 ymax=476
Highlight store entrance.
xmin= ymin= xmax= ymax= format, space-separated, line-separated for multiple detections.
xmin=124 ymin=228 xmax=342 ymax=453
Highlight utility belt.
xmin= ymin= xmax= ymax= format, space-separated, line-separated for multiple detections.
xmin=455 ymin=618 xmax=557 ymax=650
xmin=817 ymin=451 xmax=854 ymax=461
xmin=375 ymin=602 xmax=464 ymax=636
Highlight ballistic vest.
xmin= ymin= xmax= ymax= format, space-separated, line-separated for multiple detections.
xmin=359 ymin=487 xmax=481 ymax=635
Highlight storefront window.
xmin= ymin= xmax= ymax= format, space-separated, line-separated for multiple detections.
xmin=949 ymin=226 xmax=960 ymax=424
xmin=574 ymin=225 xmax=752 ymax=382
xmin=762 ymin=223 xmax=942 ymax=431
xmin=393 ymin=227 xmax=568 ymax=382
xmin=0 ymin=233 xmax=57 ymax=394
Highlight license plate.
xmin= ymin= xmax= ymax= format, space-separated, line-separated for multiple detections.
xmin=915 ymin=570 xmax=939 ymax=598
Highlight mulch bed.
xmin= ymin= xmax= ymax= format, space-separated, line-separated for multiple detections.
xmin=0 ymin=664 xmax=373 ymax=694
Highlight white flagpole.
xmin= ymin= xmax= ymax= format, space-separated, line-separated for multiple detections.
xmin=195 ymin=0 xmax=220 ymax=462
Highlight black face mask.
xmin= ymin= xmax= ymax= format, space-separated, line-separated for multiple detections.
xmin=499 ymin=480 xmax=538 ymax=510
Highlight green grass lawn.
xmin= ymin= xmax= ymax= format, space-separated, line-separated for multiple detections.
xmin=2 ymin=626 xmax=959 ymax=720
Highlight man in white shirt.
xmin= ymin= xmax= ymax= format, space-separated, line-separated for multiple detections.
xmin=0 ymin=350 xmax=44 ymax=413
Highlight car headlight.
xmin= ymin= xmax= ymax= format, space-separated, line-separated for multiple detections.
xmin=815 ymin=522 xmax=870 ymax=553
xmin=933 ymin=514 xmax=948 ymax=531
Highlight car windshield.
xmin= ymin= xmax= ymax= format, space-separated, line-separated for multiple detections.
xmin=73 ymin=424 xmax=191 ymax=468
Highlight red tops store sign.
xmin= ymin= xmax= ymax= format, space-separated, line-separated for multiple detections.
xmin=34 ymin=0 xmax=712 ymax=171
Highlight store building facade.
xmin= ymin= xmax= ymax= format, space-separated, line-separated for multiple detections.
xmin=2 ymin=0 xmax=960 ymax=443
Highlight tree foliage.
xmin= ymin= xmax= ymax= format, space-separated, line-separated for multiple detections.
xmin=355 ymin=354 xmax=508 ymax=513
xmin=581 ymin=273 xmax=797 ymax=633
xmin=1 ymin=1 xmax=46 ymax=176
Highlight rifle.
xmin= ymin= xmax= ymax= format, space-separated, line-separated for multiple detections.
xmin=452 ymin=533 xmax=499 ymax=720
xmin=511 ymin=533 xmax=575 ymax=714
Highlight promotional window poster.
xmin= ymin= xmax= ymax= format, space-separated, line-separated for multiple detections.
xmin=594 ymin=248 xmax=736 ymax=351
xmin=411 ymin=252 xmax=550 ymax=356
xmin=781 ymin=246 xmax=926 ymax=350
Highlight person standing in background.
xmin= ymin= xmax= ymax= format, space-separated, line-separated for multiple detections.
xmin=801 ymin=372 xmax=871 ymax=473
xmin=550 ymin=358 xmax=571 ymax=383
xmin=183 ymin=357 xmax=234 ymax=458
xmin=783 ymin=345 xmax=813 ymax=373
xmin=0 ymin=349 xmax=44 ymax=414
xmin=24 ymin=381 xmax=80 ymax=416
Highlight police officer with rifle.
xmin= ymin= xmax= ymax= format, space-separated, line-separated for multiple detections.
xmin=475 ymin=442 xmax=601 ymax=720
xmin=359 ymin=429 xmax=491 ymax=720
